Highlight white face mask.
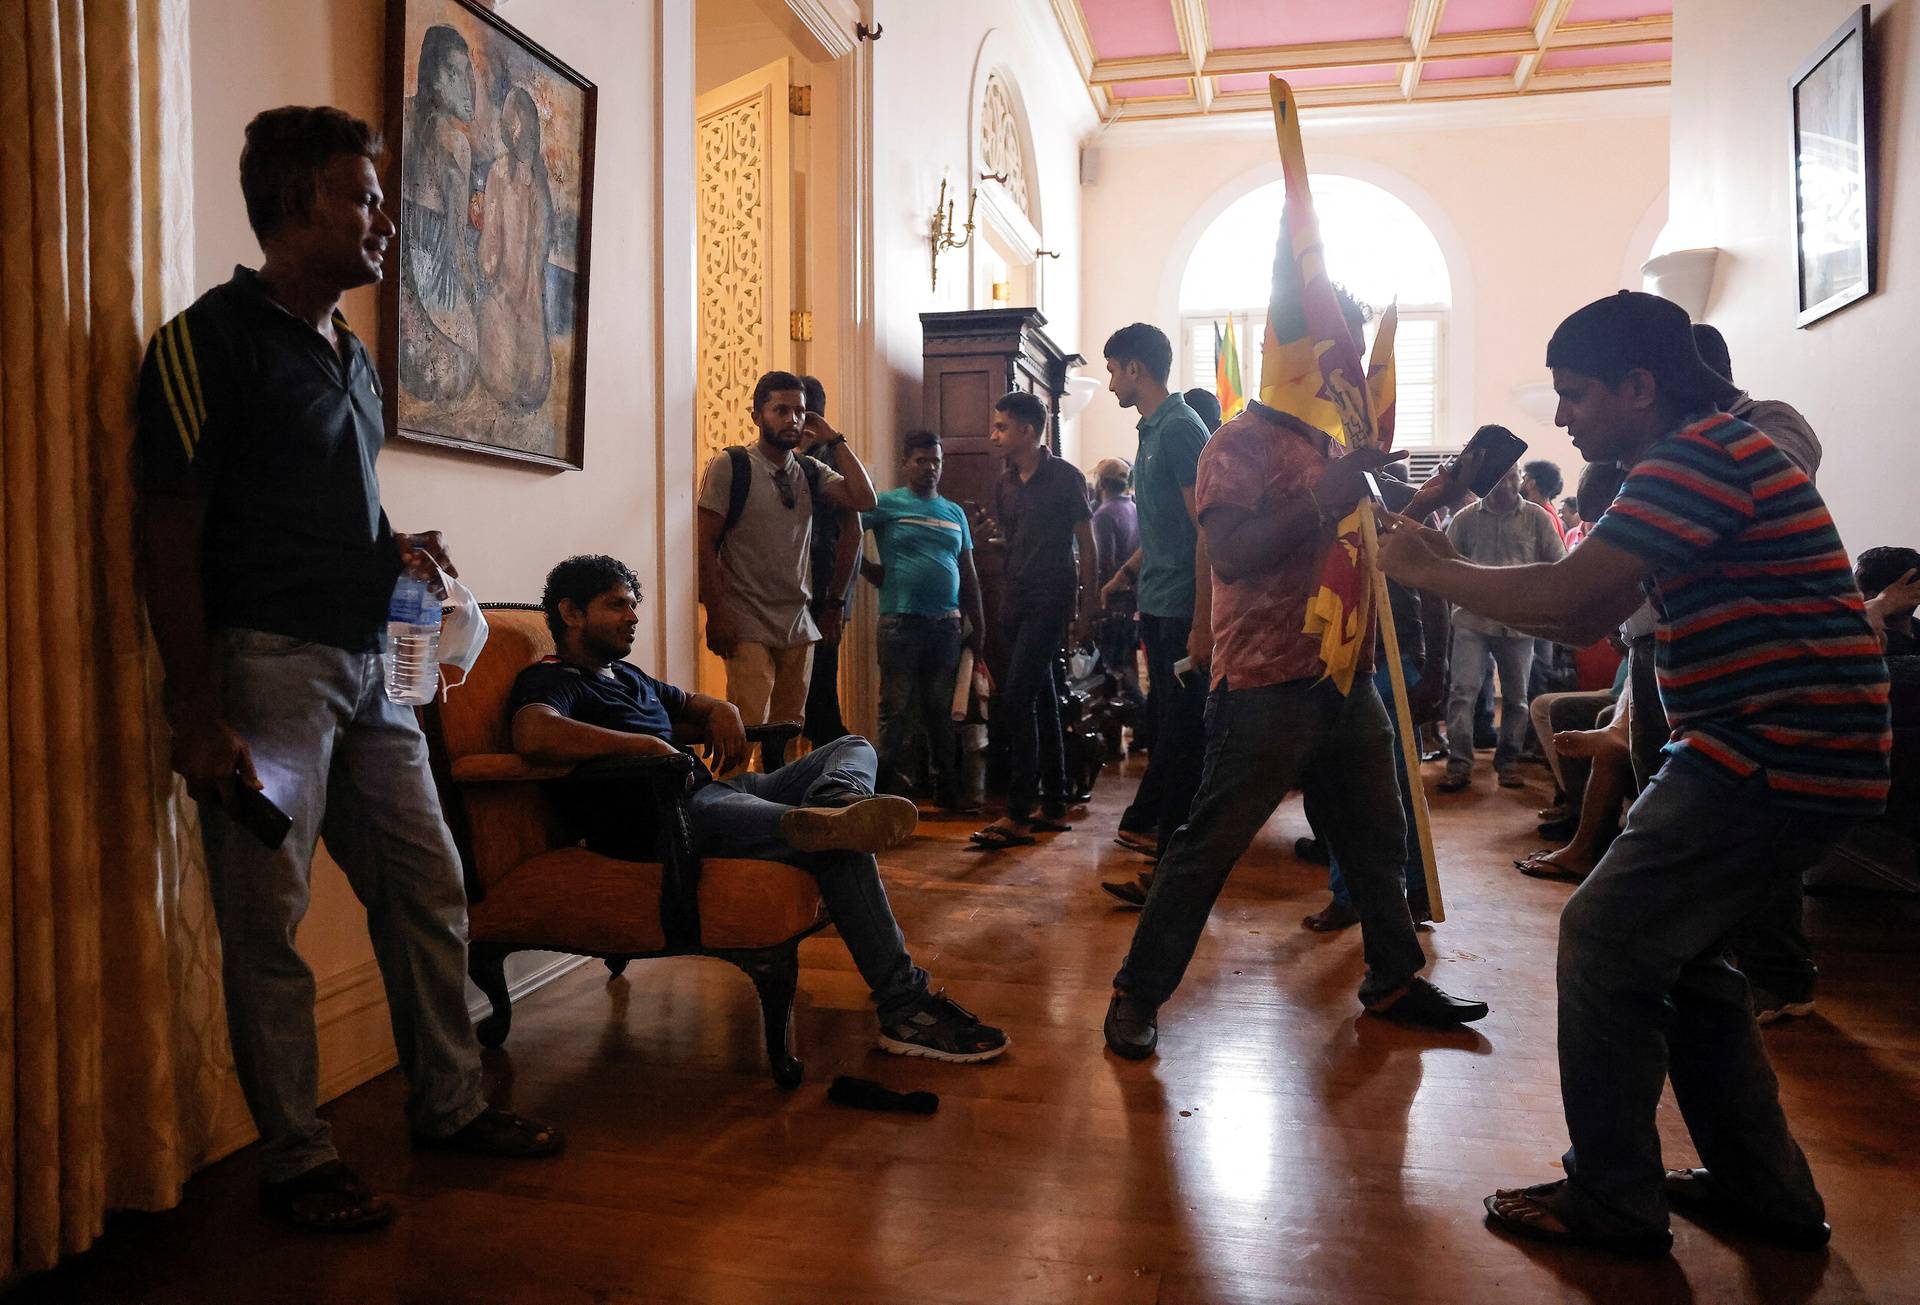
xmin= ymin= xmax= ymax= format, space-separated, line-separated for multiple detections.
xmin=432 ymin=564 xmax=489 ymax=695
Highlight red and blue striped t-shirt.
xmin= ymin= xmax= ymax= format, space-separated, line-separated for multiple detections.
xmin=1589 ymin=412 xmax=1890 ymax=817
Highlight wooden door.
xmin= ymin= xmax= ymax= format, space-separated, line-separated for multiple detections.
xmin=695 ymin=58 xmax=796 ymax=698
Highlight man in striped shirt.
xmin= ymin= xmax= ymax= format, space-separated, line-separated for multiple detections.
xmin=1381 ymin=291 xmax=1889 ymax=1258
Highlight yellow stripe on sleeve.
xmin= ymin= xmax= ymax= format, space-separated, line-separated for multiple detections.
xmin=170 ymin=317 xmax=208 ymax=425
xmin=152 ymin=323 xmax=199 ymax=461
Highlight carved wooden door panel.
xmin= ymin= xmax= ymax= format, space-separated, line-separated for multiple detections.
xmin=695 ymin=58 xmax=795 ymax=698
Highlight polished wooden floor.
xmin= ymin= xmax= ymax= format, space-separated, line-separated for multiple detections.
xmin=15 ymin=755 xmax=1920 ymax=1304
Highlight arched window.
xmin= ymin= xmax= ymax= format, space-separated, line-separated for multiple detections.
xmin=1179 ymin=176 xmax=1453 ymax=447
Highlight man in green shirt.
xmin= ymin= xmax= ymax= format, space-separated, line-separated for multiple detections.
xmin=1099 ymin=324 xmax=1213 ymax=890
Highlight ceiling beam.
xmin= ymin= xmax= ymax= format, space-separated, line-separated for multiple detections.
xmin=1401 ymin=0 xmax=1449 ymax=102
xmin=1170 ymin=0 xmax=1213 ymax=113
xmin=1045 ymin=0 xmax=1111 ymax=120
xmin=1201 ymin=36 xmax=1416 ymax=76
xmin=1089 ymin=53 xmax=1199 ymax=84
xmin=1548 ymin=16 xmax=1672 ymax=48
xmin=1521 ymin=0 xmax=1577 ymax=92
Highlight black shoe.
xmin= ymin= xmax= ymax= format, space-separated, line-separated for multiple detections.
xmin=1437 ymin=772 xmax=1471 ymax=793
xmin=879 ymin=989 xmax=1009 ymax=1063
xmin=1294 ymin=836 xmax=1330 ymax=865
xmin=1663 ymin=1168 xmax=1831 ymax=1250
xmin=1103 ymin=992 xmax=1159 ymax=1059
xmin=1366 ymin=976 xmax=1488 ymax=1027
xmin=1100 ymin=874 xmax=1151 ymax=907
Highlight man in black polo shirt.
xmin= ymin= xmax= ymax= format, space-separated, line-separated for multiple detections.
xmin=970 ymin=391 xmax=1098 ymax=848
xmin=135 ymin=106 xmax=558 ymax=1235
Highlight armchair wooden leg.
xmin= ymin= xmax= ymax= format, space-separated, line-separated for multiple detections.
xmin=469 ymin=943 xmax=514 ymax=1048
xmin=728 ymin=946 xmax=804 ymax=1089
xmin=605 ymin=957 xmax=630 ymax=979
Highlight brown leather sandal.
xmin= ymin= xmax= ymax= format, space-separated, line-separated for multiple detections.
xmin=260 ymin=1160 xmax=395 ymax=1233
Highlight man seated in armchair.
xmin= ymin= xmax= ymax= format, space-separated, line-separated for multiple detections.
xmin=509 ymin=554 xmax=1009 ymax=1064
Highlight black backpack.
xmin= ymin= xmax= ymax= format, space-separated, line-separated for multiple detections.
xmin=716 ymin=445 xmax=825 ymax=549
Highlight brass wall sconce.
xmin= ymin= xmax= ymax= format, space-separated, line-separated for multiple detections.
xmin=929 ymin=177 xmax=977 ymax=291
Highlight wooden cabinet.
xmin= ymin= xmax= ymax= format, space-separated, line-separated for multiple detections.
xmin=918 ymin=308 xmax=1083 ymax=688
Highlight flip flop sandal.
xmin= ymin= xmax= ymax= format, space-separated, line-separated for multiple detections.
xmin=414 ymin=1106 xmax=565 ymax=1158
xmin=1664 ymin=1169 xmax=1831 ymax=1249
xmin=261 ymin=1160 xmax=395 ymax=1234
xmin=969 ymin=825 xmax=1037 ymax=849
xmin=1514 ymin=853 xmax=1588 ymax=883
xmin=1113 ymin=831 xmax=1156 ymax=855
xmin=1483 ymin=1180 xmax=1673 ymax=1257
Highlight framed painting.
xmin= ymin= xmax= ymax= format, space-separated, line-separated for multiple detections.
xmin=383 ymin=0 xmax=597 ymax=468
xmin=1790 ymin=5 xmax=1875 ymax=328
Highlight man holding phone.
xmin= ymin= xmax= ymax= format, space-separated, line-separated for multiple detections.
xmin=135 ymin=107 xmax=559 ymax=1233
xmin=1382 ymin=291 xmax=1887 ymax=1255
xmin=1103 ymin=365 xmax=1491 ymax=1060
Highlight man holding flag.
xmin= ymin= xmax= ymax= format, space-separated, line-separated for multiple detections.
xmin=1104 ymin=79 xmax=1487 ymax=1059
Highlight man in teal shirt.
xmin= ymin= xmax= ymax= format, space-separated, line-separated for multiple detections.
xmin=863 ymin=430 xmax=987 ymax=810
xmin=1098 ymin=324 xmax=1213 ymax=896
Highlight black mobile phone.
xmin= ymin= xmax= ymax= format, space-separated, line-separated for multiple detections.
xmin=228 ymin=782 xmax=293 ymax=851
xmin=1459 ymin=425 xmax=1528 ymax=497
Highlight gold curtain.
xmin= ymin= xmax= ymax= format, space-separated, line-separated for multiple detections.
xmin=0 ymin=0 xmax=235 ymax=1280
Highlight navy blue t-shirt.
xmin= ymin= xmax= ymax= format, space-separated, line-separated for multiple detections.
xmin=510 ymin=657 xmax=703 ymax=859
xmin=509 ymin=657 xmax=690 ymax=742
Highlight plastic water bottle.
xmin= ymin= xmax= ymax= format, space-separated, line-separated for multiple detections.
xmin=385 ymin=575 xmax=443 ymax=705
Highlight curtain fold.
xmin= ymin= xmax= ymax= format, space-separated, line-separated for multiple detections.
xmin=1 ymin=0 xmax=230 ymax=1280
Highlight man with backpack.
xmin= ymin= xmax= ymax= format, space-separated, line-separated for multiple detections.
xmin=697 ymin=370 xmax=878 ymax=753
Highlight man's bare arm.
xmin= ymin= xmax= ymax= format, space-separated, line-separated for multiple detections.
xmin=1380 ymin=521 xmax=1649 ymax=645
xmin=958 ymin=547 xmax=987 ymax=650
xmin=138 ymin=488 xmax=258 ymax=796
xmin=512 ymin=703 xmax=677 ymax=765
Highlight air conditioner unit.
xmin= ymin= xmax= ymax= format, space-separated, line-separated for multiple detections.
xmin=1401 ymin=449 xmax=1456 ymax=485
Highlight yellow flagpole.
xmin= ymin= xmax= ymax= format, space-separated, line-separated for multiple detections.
xmin=1360 ymin=512 xmax=1445 ymax=922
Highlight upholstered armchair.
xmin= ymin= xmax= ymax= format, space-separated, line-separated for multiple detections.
xmin=420 ymin=604 xmax=826 ymax=1087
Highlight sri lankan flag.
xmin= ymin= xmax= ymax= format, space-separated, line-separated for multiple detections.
xmin=1258 ymin=76 xmax=1397 ymax=692
xmin=1214 ymin=315 xmax=1247 ymax=421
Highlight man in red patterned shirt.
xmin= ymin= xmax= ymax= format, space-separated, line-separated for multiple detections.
xmin=1103 ymin=390 xmax=1491 ymax=1060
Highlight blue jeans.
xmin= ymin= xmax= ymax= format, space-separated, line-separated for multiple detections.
xmin=1000 ymin=605 xmax=1068 ymax=821
xmin=876 ymin=613 xmax=964 ymax=804
xmin=686 ymin=735 xmax=928 ymax=1023
xmin=1115 ymin=677 xmax=1429 ymax=1006
xmin=1326 ymin=659 xmax=1427 ymax=912
xmin=1554 ymin=760 xmax=1839 ymax=1235
xmin=1448 ymin=626 xmax=1534 ymax=774
xmin=200 ymin=629 xmax=485 ymax=1182
xmin=1119 ymin=612 xmax=1206 ymax=849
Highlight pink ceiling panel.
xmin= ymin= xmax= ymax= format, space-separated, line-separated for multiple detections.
xmin=1109 ymin=78 xmax=1192 ymax=99
xmin=1209 ymin=0 xmax=1411 ymax=51
xmin=1436 ymin=0 xmax=1539 ymax=35
xmin=1566 ymin=0 xmax=1671 ymax=19
xmin=1421 ymin=54 xmax=1520 ymax=80
xmin=1080 ymin=0 xmax=1184 ymax=61
xmin=1538 ymin=40 xmax=1671 ymax=69
xmin=1219 ymin=63 xmax=1404 ymax=93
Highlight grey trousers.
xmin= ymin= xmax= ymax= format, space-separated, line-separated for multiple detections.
xmin=200 ymin=628 xmax=485 ymax=1182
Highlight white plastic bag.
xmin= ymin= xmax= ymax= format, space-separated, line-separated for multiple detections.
xmin=432 ymin=566 xmax=489 ymax=695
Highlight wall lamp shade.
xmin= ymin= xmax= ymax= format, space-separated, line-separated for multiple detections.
xmin=1640 ymin=247 xmax=1721 ymax=320
xmin=1059 ymin=374 xmax=1100 ymax=423
xmin=1511 ymin=382 xmax=1559 ymax=428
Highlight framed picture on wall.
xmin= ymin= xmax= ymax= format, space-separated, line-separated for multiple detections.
xmin=1790 ymin=5 xmax=1874 ymax=328
xmin=383 ymin=0 xmax=597 ymax=469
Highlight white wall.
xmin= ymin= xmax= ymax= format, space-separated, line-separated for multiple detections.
xmin=1077 ymin=99 xmax=1670 ymax=482
xmin=1668 ymin=0 xmax=1917 ymax=555
xmin=868 ymin=0 xmax=1097 ymax=465
xmin=188 ymin=0 xmax=685 ymax=1116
